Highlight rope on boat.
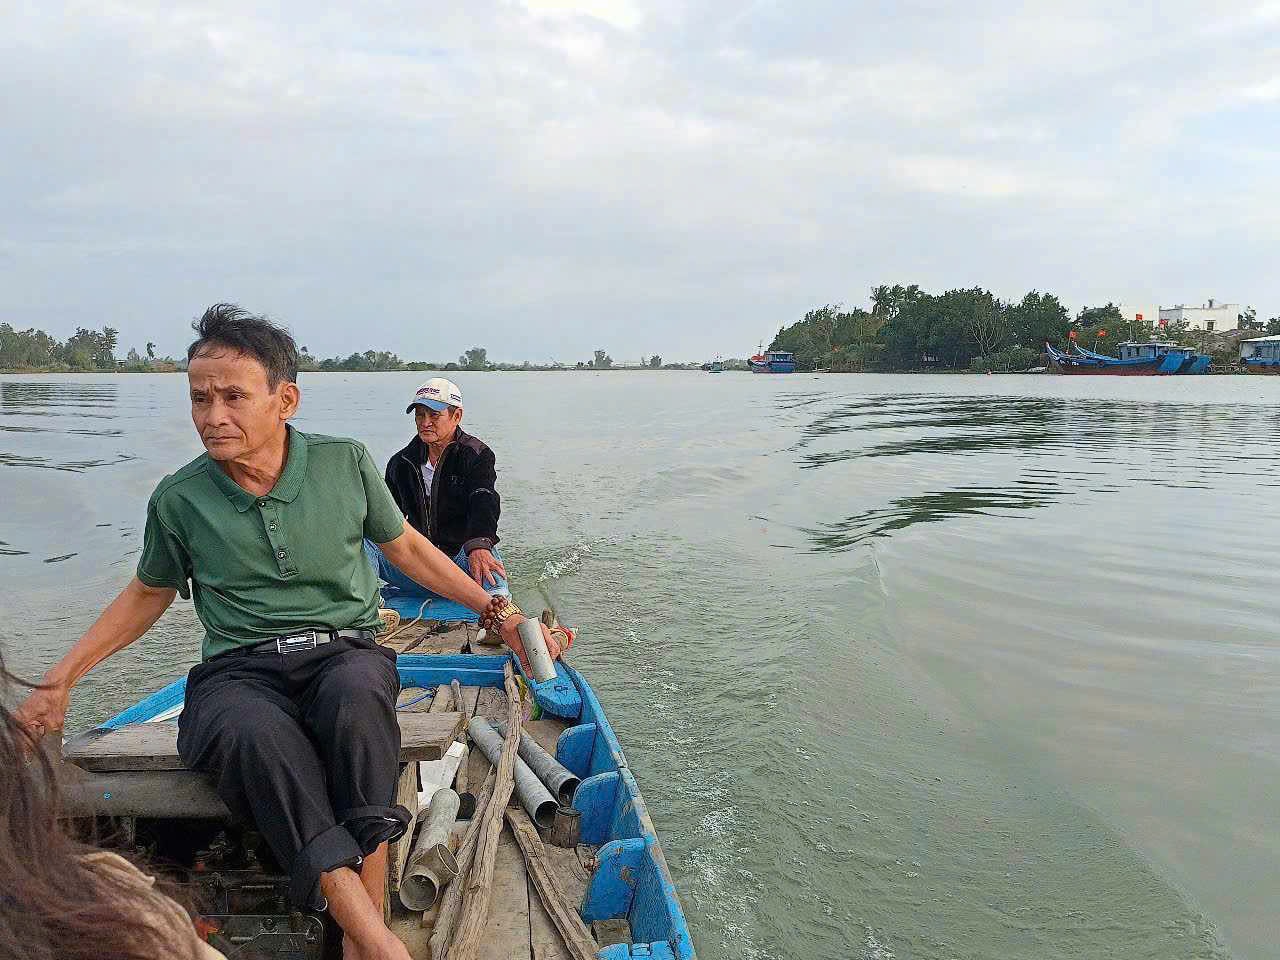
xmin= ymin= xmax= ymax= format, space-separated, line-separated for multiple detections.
xmin=379 ymin=598 xmax=432 ymax=646
xmin=396 ymin=689 xmax=435 ymax=711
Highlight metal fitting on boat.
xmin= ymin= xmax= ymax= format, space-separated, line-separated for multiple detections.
xmin=492 ymin=719 xmax=581 ymax=806
xmin=548 ymin=806 xmax=581 ymax=849
xmin=399 ymin=789 xmax=460 ymax=911
xmin=467 ymin=717 xmax=558 ymax=829
xmin=517 ymin=617 xmax=558 ymax=683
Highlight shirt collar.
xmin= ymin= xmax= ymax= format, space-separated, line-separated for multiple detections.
xmin=206 ymin=425 xmax=309 ymax=512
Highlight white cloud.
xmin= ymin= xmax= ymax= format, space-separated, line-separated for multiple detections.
xmin=1 ymin=0 xmax=1278 ymax=359
xmin=523 ymin=0 xmax=644 ymax=30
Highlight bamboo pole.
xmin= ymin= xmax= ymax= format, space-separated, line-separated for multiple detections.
xmin=451 ymin=679 xmax=467 ymax=725
xmin=504 ymin=807 xmax=598 ymax=960
xmin=426 ymin=768 xmax=495 ymax=942
xmin=431 ymin=663 xmax=522 ymax=960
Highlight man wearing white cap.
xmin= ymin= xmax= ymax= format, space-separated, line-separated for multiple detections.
xmin=365 ymin=378 xmax=509 ymax=600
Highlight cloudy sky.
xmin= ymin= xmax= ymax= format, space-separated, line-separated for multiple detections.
xmin=2 ymin=1 xmax=1278 ymax=362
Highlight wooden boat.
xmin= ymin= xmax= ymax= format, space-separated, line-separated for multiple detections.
xmin=55 ymin=612 xmax=696 ymax=960
xmin=1045 ymin=340 xmax=1210 ymax=375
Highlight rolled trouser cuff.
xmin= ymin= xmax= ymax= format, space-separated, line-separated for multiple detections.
xmin=290 ymin=824 xmax=364 ymax=910
xmin=340 ymin=804 xmax=412 ymax=855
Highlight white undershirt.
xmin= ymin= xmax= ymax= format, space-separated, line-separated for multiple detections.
xmin=420 ymin=458 xmax=435 ymax=494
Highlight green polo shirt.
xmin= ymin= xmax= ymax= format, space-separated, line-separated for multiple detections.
xmin=136 ymin=426 xmax=406 ymax=659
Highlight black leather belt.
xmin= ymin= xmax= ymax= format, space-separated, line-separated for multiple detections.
xmin=242 ymin=628 xmax=376 ymax=656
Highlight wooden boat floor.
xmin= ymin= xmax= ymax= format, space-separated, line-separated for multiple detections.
xmin=379 ymin=619 xmax=491 ymax=656
xmin=391 ymin=647 xmax=598 ymax=960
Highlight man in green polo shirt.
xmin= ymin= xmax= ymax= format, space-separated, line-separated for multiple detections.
xmin=15 ymin=304 xmax=561 ymax=960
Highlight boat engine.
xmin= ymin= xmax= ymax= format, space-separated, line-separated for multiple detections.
xmin=133 ymin=819 xmax=335 ymax=960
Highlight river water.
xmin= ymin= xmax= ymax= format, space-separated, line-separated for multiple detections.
xmin=2 ymin=372 xmax=1277 ymax=960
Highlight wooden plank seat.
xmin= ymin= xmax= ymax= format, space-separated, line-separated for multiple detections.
xmin=59 ymin=711 xmax=465 ymax=819
xmin=64 ymin=711 xmax=465 ymax=772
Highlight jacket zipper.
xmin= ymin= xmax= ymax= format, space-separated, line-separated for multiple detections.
xmin=427 ymin=441 xmax=456 ymax=544
xmin=399 ymin=452 xmax=429 ymax=536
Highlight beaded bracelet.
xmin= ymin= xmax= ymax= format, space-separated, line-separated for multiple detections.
xmin=479 ymin=595 xmax=522 ymax=633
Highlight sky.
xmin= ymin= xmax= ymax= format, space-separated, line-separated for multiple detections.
xmin=2 ymin=1 xmax=1279 ymax=363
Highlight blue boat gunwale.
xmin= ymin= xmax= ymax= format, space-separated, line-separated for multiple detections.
xmin=97 ymin=652 xmax=695 ymax=960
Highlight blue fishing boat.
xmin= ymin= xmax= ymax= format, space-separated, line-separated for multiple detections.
xmin=1045 ymin=340 xmax=1210 ymax=375
xmin=1240 ymin=335 xmax=1280 ymax=373
xmin=747 ymin=350 xmax=796 ymax=374
xmin=57 ymin=610 xmax=696 ymax=960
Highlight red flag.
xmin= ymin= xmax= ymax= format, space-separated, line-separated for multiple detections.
xmin=1068 ymin=330 xmax=1077 ymax=339
xmin=1098 ymin=329 xmax=1107 ymax=337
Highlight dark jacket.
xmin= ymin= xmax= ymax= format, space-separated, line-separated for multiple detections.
xmin=384 ymin=427 xmax=501 ymax=558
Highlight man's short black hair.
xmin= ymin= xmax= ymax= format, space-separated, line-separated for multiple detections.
xmin=187 ymin=304 xmax=299 ymax=388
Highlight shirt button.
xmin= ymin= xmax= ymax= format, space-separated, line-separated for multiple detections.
xmin=268 ymin=522 xmax=277 ymax=531
xmin=277 ymin=550 xmax=287 ymax=559
xmin=258 ymin=499 xmax=268 ymax=507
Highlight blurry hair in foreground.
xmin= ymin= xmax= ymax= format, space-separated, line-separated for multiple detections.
xmin=0 ymin=653 xmax=201 ymax=960
xmin=187 ymin=303 xmax=300 ymax=388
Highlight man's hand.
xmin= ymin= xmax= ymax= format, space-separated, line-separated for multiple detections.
xmin=499 ymin=616 xmax=562 ymax=674
xmin=13 ymin=680 xmax=70 ymax=753
xmin=468 ymin=548 xmax=507 ymax=589
xmin=9 ymin=577 xmax=175 ymax=756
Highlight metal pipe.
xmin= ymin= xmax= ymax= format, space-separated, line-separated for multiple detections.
xmin=400 ymin=789 xmax=460 ymax=911
xmin=467 ymin=717 xmax=557 ymax=829
xmin=492 ymin=719 xmax=581 ymax=806
xmin=517 ymin=618 xmax=557 ymax=683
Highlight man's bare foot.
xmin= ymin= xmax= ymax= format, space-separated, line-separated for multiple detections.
xmin=354 ymin=929 xmax=412 ymax=960
xmin=322 ymin=865 xmax=409 ymax=960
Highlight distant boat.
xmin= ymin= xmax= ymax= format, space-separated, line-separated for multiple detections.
xmin=1045 ymin=340 xmax=1210 ymax=375
xmin=1240 ymin=335 xmax=1280 ymax=374
xmin=747 ymin=350 xmax=796 ymax=374
xmin=708 ymin=360 xmax=724 ymax=373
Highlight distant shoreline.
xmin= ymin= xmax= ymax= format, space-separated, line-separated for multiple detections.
xmin=0 ymin=366 xmax=1255 ymax=377
xmin=0 ymin=366 xmax=706 ymax=375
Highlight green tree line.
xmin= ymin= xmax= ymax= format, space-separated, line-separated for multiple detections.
xmin=771 ymin=287 xmax=1280 ymax=373
xmin=770 ymin=285 xmax=1079 ymax=373
xmin=1 ymin=323 xmax=124 ymax=370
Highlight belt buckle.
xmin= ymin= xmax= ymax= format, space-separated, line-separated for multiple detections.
xmin=276 ymin=631 xmax=319 ymax=655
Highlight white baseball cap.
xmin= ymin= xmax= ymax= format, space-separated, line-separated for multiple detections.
xmin=406 ymin=377 xmax=463 ymax=413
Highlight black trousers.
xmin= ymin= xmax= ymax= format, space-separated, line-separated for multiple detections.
xmin=177 ymin=635 xmax=411 ymax=909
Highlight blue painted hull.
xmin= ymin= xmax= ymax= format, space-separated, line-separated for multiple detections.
xmin=1242 ymin=358 xmax=1280 ymax=373
xmin=1045 ymin=342 xmax=1210 ymax=375
xmin=102 ymin=652 xmax=696 ymax=960
xmin=747 ymin=361 xmax=796 ymax=373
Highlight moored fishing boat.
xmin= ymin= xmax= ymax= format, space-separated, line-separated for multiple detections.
xmin=1045 ymin=340 xmax=1210 ymax=375
xmin=1240 ymin=334 xmax=1280 ymax=373
xmin=747 ymin=350 xmax=796 ymax=374
xmin=55 ymin=610 xmax=695 ymax=960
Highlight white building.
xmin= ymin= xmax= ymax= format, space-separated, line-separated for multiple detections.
xmin=1114 ymin=303 xmax=1159 ymax=335
xmin=1159 ymin=299 xmax=1248 ymax=332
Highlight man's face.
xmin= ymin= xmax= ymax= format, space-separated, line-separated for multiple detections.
xmin=414 ymin=405 xmax=462 ymax=446
xmin=188 ymin=349 xmax=298 ymax=461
